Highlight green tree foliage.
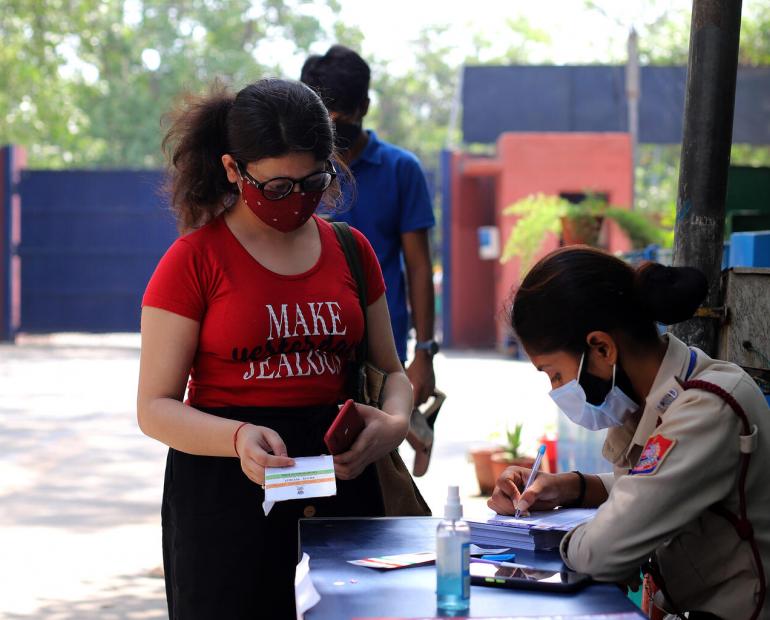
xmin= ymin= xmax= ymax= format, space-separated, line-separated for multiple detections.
xmin=740 ymin=4 xmax=770 ymax=65
xmin=585 ymin=1 xmax=770 ymax=66
xmin=0 ymin=0 xmax=332 ymax=168
xmin=366 ymin=26 xmax=458 ymax=171
xmin=3 ymin=0 xmax=769 ymax=178
xmin=1 ymin=1 xmax=91 ymax=164
xmin=584 ymin=0 xmax=770 ymax=240
xmin=366 ymin=19 xmax=552 ymax=169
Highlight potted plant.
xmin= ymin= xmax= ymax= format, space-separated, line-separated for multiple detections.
xmin=469 ymin=444 xmax=505 ymax=496
xmin=501 ymin=193 xmax=669 ymax=272
xmin=489 ymin=423 xmax=544 ymax=483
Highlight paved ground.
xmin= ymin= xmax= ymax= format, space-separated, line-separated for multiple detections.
xmin=0 ymin=334 xmax=558 ymax=618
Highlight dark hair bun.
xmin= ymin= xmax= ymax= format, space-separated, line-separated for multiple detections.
xmin=635 ymin=263 xmax=708 ymax=325
xmin=302 ymin=54 xmax=322 ymax=73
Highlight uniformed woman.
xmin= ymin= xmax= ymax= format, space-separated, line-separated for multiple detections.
xmin=488 ymin=246 xmax=769 ymax=620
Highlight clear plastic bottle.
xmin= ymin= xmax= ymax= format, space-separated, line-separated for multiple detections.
xmin=436 ymin=485 xmax=470 ymax=613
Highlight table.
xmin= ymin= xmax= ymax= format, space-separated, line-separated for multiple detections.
xmin=300 ymin=517 xmax=645 ymax=619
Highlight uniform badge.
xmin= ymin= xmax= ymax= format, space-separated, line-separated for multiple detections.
xmin=656 ymin=387 xmax=679 ymax=412
xmin=630 ymin=434 xmax=677 ymax=475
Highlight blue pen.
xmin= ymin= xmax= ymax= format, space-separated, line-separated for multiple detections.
xmin=473 ymin=553 xmax=516 ymax=566
xmin=478 ymin=553 xmax=517 ymax=563
xmin=514 ymin=444 xmax=546 ymax=519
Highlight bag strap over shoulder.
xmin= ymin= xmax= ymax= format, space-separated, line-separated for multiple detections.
xmin=331 ymin=222 xmax=430 ymax=517
xmin=645 ymin=379 xmax=766 ymax=620
xmin=680 ymin=379 xmax=766 ymax=620
xmin=330 ymin=221 xmax=369 ymax=365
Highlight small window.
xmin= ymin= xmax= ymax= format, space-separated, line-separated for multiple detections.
xmin=559 ymin=192 xmax=609 ymax=206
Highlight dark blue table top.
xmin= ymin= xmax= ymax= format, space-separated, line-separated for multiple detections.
xmin=299 ymin=517 xmax=644 ymax=619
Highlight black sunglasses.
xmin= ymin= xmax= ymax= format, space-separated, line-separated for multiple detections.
xmin=237 ymin=161 xmax=337 ymax=201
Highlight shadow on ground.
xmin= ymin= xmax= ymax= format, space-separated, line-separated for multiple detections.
xmin=0 ymin=409 xmax=165 ymax=531
xmin=4 ymin=570 xmax=167 ymax=620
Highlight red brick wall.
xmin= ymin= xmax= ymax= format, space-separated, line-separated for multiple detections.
xmin=448 ymin=133 xmax=633 ymax=350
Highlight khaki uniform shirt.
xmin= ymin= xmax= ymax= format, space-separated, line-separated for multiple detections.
xmin=560 ymin=334 xmax=770 ymax=619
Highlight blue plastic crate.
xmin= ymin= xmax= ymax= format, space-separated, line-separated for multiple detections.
xmin=729 ymin=231 xmax=770 ymax=268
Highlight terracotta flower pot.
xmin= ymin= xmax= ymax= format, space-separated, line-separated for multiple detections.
xmin=470 ymin=446 xmax=504 ymax=496
xmin=561 ymin=215 xmax=604 ymax=247
xmin=489 ymin=453 xmax=537 ymax=486
xmin=490 ymin=450 xmax=554 ymax=487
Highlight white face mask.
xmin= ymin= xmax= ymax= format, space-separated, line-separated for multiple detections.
xmin=549 ymin=353 xmax=638 ymax=431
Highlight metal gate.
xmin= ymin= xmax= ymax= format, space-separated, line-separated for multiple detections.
xmin=16 ymin=169 xmax=177 ymax=333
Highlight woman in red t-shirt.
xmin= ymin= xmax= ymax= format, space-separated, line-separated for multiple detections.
xmin=137 ymin=79 xmax=414 ymax=619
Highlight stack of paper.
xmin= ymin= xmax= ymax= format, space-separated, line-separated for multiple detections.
xmin=468 ymin=508 xmax=597 ymax=550
xmin=352 ymin=614 xmax=643 ymax=620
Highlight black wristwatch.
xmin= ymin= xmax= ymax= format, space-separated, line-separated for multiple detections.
xmin=415 ymin=340 xmax=440 ymax=356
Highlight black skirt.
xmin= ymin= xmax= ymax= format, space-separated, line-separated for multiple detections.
xmin=161 ymin=405 xmax=385 ymax=620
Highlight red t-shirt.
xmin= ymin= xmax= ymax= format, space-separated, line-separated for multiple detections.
xmin=142 ymin=215 xmax=385 ymax=408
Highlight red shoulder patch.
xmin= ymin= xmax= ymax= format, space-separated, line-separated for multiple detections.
xmin=630 ymin=434 xmax=677 ymax=475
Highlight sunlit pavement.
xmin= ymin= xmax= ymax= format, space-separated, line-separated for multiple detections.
xmin=0 ymin=334 xmax=557 ymax=618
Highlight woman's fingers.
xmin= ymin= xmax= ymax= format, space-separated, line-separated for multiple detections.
xmin=238 ymin=455 xmax=263 ymax=484
xmin=333 ymin=428 xmax=380 ymax=479
xmin=487 ymin=467 xmax=527 ymax=515
xmin=334 ymin=465 xmax=360 ymax=480
xmin=487 ymin=485 xmax=517 ymax=515
xmin=332 ymin=410 xmax=385 ymax=474
xmin=488 ymin=466 xmax=541 ymax=515
xmin=242 ymin=466 xmax=264 ymax=486
xmin=516 ymin=483 xmax=542 ymax=514
xmin=241 ymin=451 xmax=293 ymax=486
xmin=332 ymin=428 xmax=371 ymax=466
xmin=333 ymin=457 xmax=365 ymax=480
xmin=286 ymin=405 xmax=397 ymax=481
xmin=332 ymin=443 xmax=369 ymax=478
xmin=253 ymin=451 xmax=296 ymax=468
xmin=517 ymin=474 xmax=560 ymax=512
xmin=332 ymin=450 xmax=356 ymax=465
xmin=353 ymin=402 xmax=381 ymax=420
xmin=336 ymin=425 xmax=374 ymax=461
xmin=257 ymin=427 xmax=292 ymax=460
xmin=499 ymin=474 xmax=524 ymax=503
xmin=237 ymin=426 xmax=295 ymax=486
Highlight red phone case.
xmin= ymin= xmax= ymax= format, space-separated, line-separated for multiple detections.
xmin=324 ymin=399 xmax=366 ymax=455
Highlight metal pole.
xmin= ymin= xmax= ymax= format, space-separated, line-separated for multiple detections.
xmin=446 ymin=67 xmax=464 ymax=150
xmin=626 ymin=27 xmax=640 ymax=210
xmin=671 ymin=0 xmax=742 ymax=355
xmin=0 ymin=146 xmax=13 ymax=342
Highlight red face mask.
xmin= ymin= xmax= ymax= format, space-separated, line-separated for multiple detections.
xmin=240 ymin=180 xmax=323 ymax=233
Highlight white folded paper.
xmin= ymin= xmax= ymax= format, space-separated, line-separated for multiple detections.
xmin=263 ymin=455 xmax=337 ymax=515
xmin=295 ymin=553 xmax=321 ymax=620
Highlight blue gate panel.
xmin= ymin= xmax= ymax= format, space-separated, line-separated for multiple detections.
xmin=462 ymin=66 xmax=770 ymax=145
xmin=21 ymin=209 xmax=175 ymax=249
xmin=570 ymin=67 xmax=627 ymax=132
xmin=638 ymin=66 xmax=687 ymax=144
xmin=18 ymin=170 xmax=178 ymax=333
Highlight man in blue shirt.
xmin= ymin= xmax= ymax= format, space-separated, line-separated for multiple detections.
xmin=301 ymin=46 xmax=439 ymax=474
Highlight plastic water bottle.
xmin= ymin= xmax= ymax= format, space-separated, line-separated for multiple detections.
xmin=436 ymin=485 xmax=470 ymax=613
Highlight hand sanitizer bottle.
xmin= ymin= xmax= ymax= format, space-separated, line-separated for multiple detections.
xmin=436 ymin=485 xmax=470 ymax=613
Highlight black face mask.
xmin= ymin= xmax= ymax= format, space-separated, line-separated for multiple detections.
xmin=334 ymin=121 xmax=362 ymax=151
xmin=579 ymin=358 xmax=638 ymax=406
xmin=578 ymin=364 xmax=613 ymax=406
xmin=614 ymin=364 xmax=638 ymax=403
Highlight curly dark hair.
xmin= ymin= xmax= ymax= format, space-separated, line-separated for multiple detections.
xmin=161 ymin=78 xmax=345 ymax=231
